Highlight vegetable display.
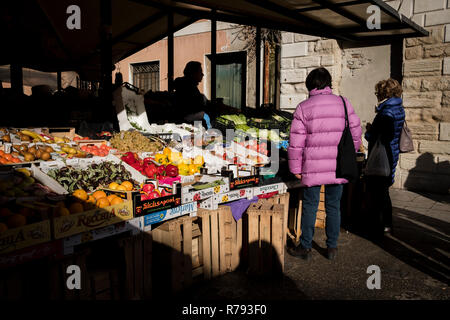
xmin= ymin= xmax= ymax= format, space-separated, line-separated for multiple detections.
xmin=110 ymin=130 xmax=164 ymax=152
xmin=46 ymin=161 xmax=134 ymax=193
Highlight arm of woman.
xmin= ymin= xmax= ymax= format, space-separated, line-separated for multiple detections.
xmin=288 ymin=105 xmax=307 ymax=175
xmin=343 ymin=97 xmax=362 ymax=151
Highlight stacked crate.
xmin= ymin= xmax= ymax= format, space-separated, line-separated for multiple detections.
xmin=315 ymin=185 xmax=326 ymax=229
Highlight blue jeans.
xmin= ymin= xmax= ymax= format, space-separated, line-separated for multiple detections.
xmin=300 ymin=184 xmax=344 ymax=249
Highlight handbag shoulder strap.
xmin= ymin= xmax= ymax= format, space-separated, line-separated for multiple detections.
xmin=339 ymin=95 xmax=349 ymax=128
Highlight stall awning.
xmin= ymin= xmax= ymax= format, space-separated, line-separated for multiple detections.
xmin=0 ymin=0 xmax=428 ymax=80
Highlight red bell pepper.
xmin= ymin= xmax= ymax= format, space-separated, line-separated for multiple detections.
xmin=144 ymin=163 xmax=158 ymax=179
xmin=157 ymin=165 xmax=166 ymax=177
xmin=165 ymin=164 xmax=179 ymax=178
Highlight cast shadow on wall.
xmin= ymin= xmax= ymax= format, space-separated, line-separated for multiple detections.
xmin=403 ymin=152 xmax=450 ymax=201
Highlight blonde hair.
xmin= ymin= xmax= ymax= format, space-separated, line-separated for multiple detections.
xmin=375 ymin=78 xmax=403 ymax=100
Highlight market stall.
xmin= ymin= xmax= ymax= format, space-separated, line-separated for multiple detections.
xmin=0 ymin=0 xmax=428 ymax=300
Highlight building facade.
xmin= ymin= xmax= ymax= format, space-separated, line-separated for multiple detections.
xmin=279 ymin=0 xmax=450 ymax=194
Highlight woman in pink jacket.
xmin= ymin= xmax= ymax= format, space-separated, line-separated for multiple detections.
xmin=288 ymin=68 xmax=362 ymax=261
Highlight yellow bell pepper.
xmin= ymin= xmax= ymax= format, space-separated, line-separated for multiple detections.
xmin=163 ymin=147 xmax=172 ymax=157
xmin=178 ymin=164 xmax=189 ymax=176
xmin=193 ymin=155 xmax=205 ymax=166
xmin=188 ymin=164 xmax=198 ymax=175
xmin=181 ymin=158 xmax=192 ymax=165
xmin=169 ymin=151 xmax=182 ymax=165
xmin=155 ymin=153 xmax=169 ymax=165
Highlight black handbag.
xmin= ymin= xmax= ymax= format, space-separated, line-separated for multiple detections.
xmin=336 ymin=96 xmax=358 ymax=181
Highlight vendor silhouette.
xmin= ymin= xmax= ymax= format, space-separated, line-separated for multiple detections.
xmin=173 ymin=61 xmax=211 ymax=128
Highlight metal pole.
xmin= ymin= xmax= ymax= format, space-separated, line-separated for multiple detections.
xmin=255 ymin=27 xmax=261 ymax=108
xmin=211 ymin=15 xmax=217 ymax=102
xmin=168 ymin=13 xmax=174 ymax=92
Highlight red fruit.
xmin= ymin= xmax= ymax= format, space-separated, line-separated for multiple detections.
xmin=148 ymin=191 xmax=160 ymax=199
xmin=142 ymin=184 xmax=155 ymax=194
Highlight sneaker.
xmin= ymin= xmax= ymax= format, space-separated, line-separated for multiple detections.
xmin=288 ymin=245 xmax=312 ymax=261
xmin=327 ymin=247 xmax=338 ymax=260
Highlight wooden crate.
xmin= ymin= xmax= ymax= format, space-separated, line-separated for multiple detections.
xmin=246 ymin=199 xmax=285 ymax=276
xmin=315 ymin=186 xmax=326 ymax=229
xmin=197 ymin=206 xmax=242 ymax=280
xmin=48 ymin=248 xmax=92 ymax=300
xmin=264 ymin=193 xmax=290 ymax=250
xmin=89 ymin=269 xmax=120 ymax=300
xmin=117 ymin=234 xmax=144 ymax=300
xmin=44 ymin=127 xmax=76 ymax=139
xmin=151 ymin=216 xmax=200 ymax=295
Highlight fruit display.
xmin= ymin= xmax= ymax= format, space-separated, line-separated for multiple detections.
xmin=80 ymin=143 xmax=112 ymax=157
xmin=0 ymin=203 xmax=41 ymax=233
xmin=67 ymin=189 xmax=125 ymax=213
xmin=0 ymin=149 xmax=22 ymax=164
xmin=110 ymin=130 xmax=164 ymax=152
xmin=0 ymin=168 xmax=61 ymax=200
xmin=46 ymin=161 xmax=136 ymax=193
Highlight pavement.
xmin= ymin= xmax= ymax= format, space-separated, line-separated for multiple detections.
xmin=178 ymin=188 xmax=450 ymax=300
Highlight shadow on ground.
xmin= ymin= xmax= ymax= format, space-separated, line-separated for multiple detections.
xmin=353 ymin=206 xmax=450 ymax=286
xmin=177 ymin=240 xmax=309 ymax=301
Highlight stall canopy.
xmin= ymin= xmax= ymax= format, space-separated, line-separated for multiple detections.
xmin=0 ymin=0 xmax=428 ymax=80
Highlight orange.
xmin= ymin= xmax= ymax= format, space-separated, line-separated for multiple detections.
xmin=86 ymin=195 xmax=96 ymax=204
xmin=7 ymin=214 xmax=27 ymax=228
xmin=0 ymin=158 xmax=7 ymax=165
xmin=121 ymin=181 xmax=134 ymax=191
xmin=110 ymin=197 xmax=124 ymax=205
xmin=72 ymin=189 xmax=88 ymax=201
xmin=69 ymin=202 xmax=84 ymax=214
xmin=0 ymin=223 xmax=8 ymax=233
xmin=108 ymin=182 xmax=119 ymax=190
xmin=55 ymin=207 xmax=70 ymax=217
xmin=92 ymin=190 xmax=107 ymax=200
xmin=3 ymin=154 xmax=12 ymax=161
xmin=116 ymin=185 xmax=127 ymax=191
xmin=107 ymin=194 xmax=118 ymax=202
xmin=0 ymin=150 xmax=4 ymax=156
xmin=96 ymin=197 xmax=110 ymax=208
xmin=55 ymin=201 xmax=66 ymax=208
xmin=0 ymin=208 xmax=13 ymax=218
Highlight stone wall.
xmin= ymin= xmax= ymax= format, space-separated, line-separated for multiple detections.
xmin=279 ymin=0 xmax=450 ymax=194
xmin=388 ymin=0 xmax=450 ymax=194
xmin=279 ymin=34 xmax=342 ymax=112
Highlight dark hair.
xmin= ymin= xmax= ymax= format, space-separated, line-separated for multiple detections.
xmin=305 ymin=67 xmax=332 ymax=91
xmin=375 ymin=78 xmax=403 ymax=100
xmin=183 ymin=61 xmax=202 ymax=77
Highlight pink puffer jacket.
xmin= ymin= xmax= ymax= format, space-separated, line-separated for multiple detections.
xmin=288 ymin=87 xmax=362 ymax=187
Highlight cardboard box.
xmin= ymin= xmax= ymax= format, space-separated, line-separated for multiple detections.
xmin=252 ymin=183 xmax=287 ymax=197
xmin=0 ymin=239 xmax=63 ymax=269
xmin=63 ymin=217 xmax=143 ymax=249
xmin=181 ymin=175 xmax=230 ymax=203
xmin=229 ymin=175 xmax=260 ymax=190
xmin=141 ymin=202 xmax=197 ymax=231
xmin=0 ymin=220 xmax=52 ymax=255
xmin=53 ymin=200 xmax=134 ymax=239
xmin=213 ymin=188 xmax=254 ymax=205
xmin=133 ymin=183 xmax=182 ymax=218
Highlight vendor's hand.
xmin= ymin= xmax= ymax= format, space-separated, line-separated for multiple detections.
xmin=295 ymin=174 xmax=302 ymax=180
